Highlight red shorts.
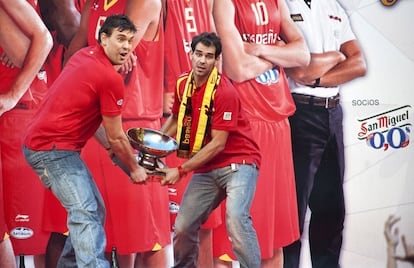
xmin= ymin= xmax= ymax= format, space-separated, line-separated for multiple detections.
xmin=42 ymin=190 xmax=68 ymax=234
xmin=82 ymin=119 xmax=171 ymax=254
xmin=0 ymin=108 xmax=50 ymax=255
xmin=0 ymin=157 xmax=7 ymax=240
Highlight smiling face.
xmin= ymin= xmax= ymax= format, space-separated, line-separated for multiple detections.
xmin=100 ymin=28 xmax=135 ymax=65
xmin=190 ymin=42 xmax=218 ymax=85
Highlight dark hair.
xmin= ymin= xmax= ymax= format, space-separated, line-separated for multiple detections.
xmin=98 ymin=14 xmax=137 ymax=43
xmin=191 ymin=32 xmax=222 ymax=59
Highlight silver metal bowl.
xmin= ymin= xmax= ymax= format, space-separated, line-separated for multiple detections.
xmin=126 ymin=127 xmax=178 ymax=158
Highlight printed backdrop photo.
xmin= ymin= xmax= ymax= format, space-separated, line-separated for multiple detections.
xmin=298 ymin=0 xmax=414 ymax=267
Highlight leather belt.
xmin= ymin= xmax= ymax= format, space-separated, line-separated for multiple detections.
xmin=292 ymin=93 xmax=340 ymax=109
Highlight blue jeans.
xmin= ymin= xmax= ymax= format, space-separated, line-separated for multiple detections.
xmin=23 ymin=146 xmax=109 ymax=268
xmin=173 ymin=164 xmax=261 ymax=268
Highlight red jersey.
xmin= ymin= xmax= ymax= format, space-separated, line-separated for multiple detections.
xmin=163 ymin=0 xmax=211 ymax=93
xmin=231 ymin=0 xmax=295 ymax=122
xmin=172 ymin=73 xmax=261 ymax=172
xmin=24 ymin=45 xmax=124 ymax=151
xmin=87 ymin=0 xmax=164 ymax=120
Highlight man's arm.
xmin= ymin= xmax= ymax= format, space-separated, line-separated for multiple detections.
xmin=38 ymin=0 xmax=81 ymax=48
xmin=213 ymin=0 xmax=273 ymax=83
xmin=285 ymin=51 xmax=346 ymax=85
xmin=159 ymin=129 xmax=229 ymax=185
xmin=0 ymin=0 xmax=53 ymax=115
xmin=64 ymin=0 xmax=91 ymax=64
xmin=286 ymin=40 xmax=366 ymax=87
xmin=208 ymin=0 xmax=216 ymax=32
xmin=0 ymin=9 xmax=29 ymax=68
xmin=102 ymin=114 xmax=148 ymax=183
xmin=115 ymin=0 xmax=161 ymax=73
xmin=320 ymin=39 xmax=367 ymax=87
xmin=160 ymin=114 xmax=178 ymax=138
xmin=243 ymin=0 xmax=310 ymax=68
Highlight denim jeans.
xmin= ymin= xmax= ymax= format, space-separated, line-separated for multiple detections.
xmin=173 ymin=164 xmax=261 ymax=268
xmin=23 ymin=146 xmax=109 ymax=268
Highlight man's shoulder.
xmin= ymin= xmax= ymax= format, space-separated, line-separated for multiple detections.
xmin=217 ymin=74 xmax=236 ymax=91
xmin=178 ymin=71 xmax=191 ymax=79
xmin=216 ymin=74 xmax=239 ymax=99
xmin=176 ymin=71 xmax=191 ymax=85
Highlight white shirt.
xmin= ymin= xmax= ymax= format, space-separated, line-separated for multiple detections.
xmin=286 ymin=0 xmax=356 ymax=97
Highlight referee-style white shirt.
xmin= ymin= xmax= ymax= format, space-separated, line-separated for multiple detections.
xmin=286 ymin=0 xmax=356 ymax=97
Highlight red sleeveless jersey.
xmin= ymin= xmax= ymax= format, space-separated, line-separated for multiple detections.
xmin=230 ymin=0 xmax=295 ymax=122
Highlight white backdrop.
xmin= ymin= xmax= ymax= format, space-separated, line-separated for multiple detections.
xmin=301 ymin=0 xmax=414 ymax=267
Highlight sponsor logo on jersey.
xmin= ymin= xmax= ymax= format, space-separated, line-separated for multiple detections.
xmin=169 ymin=201 xmax=179 ymax=214
xmin=328 ymin=15 xmax=342 ymax=22
xmin=15 ymin=214 xmax=30 ymax=222
xmin=168 ymin=187 xmax=177 ymax=196
xmin=223 ymin=112 xmax=232 ymax=121
xmin=256 ymin=68 xmax=279 ymax=85
xmin=10 ymin=227 xmax=34 ymax=239
xmin=291 ymin=14 xmax=304 ymax=22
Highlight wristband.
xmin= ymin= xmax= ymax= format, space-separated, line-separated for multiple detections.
xmin=177 ymin=165 xmax=187 ymax=177
xmin=312 ymin=77 xmax=321 ymax=88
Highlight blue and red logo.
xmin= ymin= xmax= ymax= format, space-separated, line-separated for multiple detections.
xmin=357 ymin=105 xmax=411 ymax=150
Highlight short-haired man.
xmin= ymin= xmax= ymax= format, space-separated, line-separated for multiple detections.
xmin=159 ymin=32 xmax=262 ymax=268
xmin=23 ymin=14 xmax=146 ymax=267
xmin=283 ymin=1 xmax=367 ymax=267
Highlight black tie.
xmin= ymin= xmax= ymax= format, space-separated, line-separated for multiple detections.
xmin=304 ymin=0 xmax=311 ymax=8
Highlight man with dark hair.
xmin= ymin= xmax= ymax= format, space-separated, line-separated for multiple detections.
xmin=159 ymin=32 xmax=262 ymax=268
xmin=162 ymin=1 xmax=220 ymax=266
xmin=283 ymin=0 xmax=367 ymax=267
xmin=64 ymin=1 xmax=171 ymax=266
xmin=22 ymin=14 xmax=145 ymax=268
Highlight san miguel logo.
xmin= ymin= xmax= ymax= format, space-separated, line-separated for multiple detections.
xmin=357 ymin=105 xmax=411 ymax=151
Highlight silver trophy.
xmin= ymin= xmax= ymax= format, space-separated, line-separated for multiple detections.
xmin=125 ymin=127 xmax=178 ymax=176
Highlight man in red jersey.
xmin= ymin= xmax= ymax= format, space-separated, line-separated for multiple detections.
xmin=162 ymin=0 xmax=221 ymax=266
xmin=159 ymin=32 xmax=262 ymax=268
xmin=23 ymin=14 xmax=145 ymax=268
xmin=63 ymin=0 xmax=170 ymax=266
xmin=213 ymin=0 xmax=310 ymax=267
xmin=0 ymin=0 xmax=52 ymax=267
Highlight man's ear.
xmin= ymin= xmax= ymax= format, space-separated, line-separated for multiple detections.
xmin=100 ymin=33 xmax=108 ymax=46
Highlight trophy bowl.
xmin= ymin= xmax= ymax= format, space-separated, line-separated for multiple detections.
xmin=126 ymin=127 xmax=178 ymax=173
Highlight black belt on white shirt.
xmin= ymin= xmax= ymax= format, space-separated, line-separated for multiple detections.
xmin=292 ymin=93 xmax=340 ymax=109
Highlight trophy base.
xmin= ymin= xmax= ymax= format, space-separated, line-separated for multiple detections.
xmin=138 ymin=154 xmax=166 ymax=177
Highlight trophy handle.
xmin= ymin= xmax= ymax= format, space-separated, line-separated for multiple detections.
xmin=111 ymin=155 xmax=166 ymax=178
